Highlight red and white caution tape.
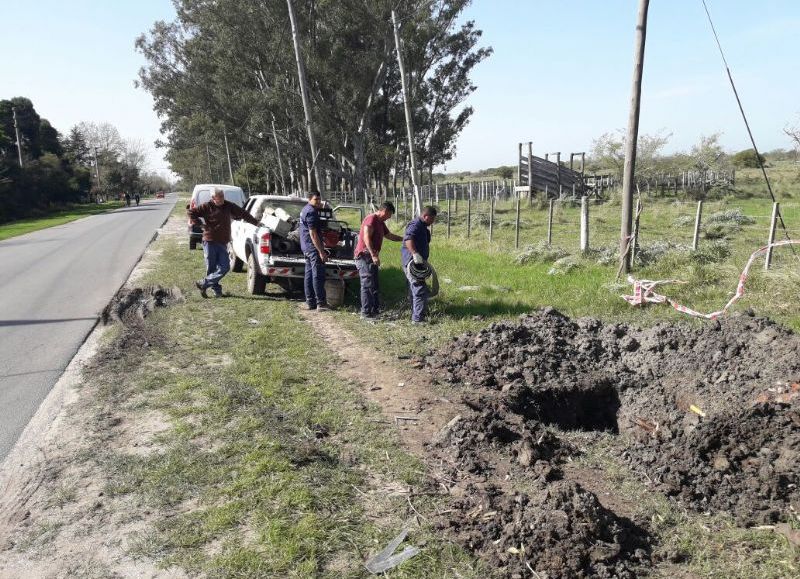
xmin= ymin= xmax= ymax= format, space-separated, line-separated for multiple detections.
xmin=622 ymin=240 xmax=800 ymax=319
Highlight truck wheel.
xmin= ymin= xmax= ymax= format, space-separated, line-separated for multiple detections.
xmin=247 ymin=252 xmax=267 ymax=295
xmin=189 ymin=238 xmax=197 ymax=250
xmin=229 ymin=243 xmax=244 ymax=272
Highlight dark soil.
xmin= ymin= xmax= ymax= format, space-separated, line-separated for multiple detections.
xmin=95 ymin=286 xmax=183 ymax=357
xmin=101 ymin=286 xmax=183 ymax=326
xmin=424 ymin=308 xmax=800 ymax=574
xmin=439 ymin=481 xmax=649 ymax=579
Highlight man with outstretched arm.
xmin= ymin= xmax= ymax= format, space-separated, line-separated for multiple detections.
xmin=354 ymin=201 xmax=403 ymax=319
xmin=401 ymin=206 xmax=438 ymax=324
xmin=188 ymin=188 xmax=258 ymax=298
xmin=299 ymin=192 xmax=330 ymax=310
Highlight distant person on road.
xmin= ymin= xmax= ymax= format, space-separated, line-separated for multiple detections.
xmin=354 ymin=201 xmax=402 ymax=320
xmin=123 ymin=192 xmax=131 ymax=207
xmin=401 ymin=206 xmax=438 ymax=324
xmin=187 ymin=187 xmax=258 ymax=298
xmin=134 ymin=193 xmax=140 ymax=206
xmin=299 ymin=192 xmax=329 ymax=310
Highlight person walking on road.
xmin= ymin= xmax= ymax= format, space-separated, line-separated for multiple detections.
xmin=123 ymin=192 xmax=131 ymax=207
xmin=354 ymin=201 xmax=402 ymax=319
xmin=187 ymin=188 xmax=258 ymax=298
xmin=299 ymin=192 xmax=330 ymax=310
xmin=401 ymin=206 xmax=437 ymax=324
xmin=134 ymin=192 xmax=140 ymax=206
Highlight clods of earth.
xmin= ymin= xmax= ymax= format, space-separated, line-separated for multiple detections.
xmin=97 ymin=286 xmax=183 ymax=356
xmin=425 ymin=308 xmax=799 ymax=577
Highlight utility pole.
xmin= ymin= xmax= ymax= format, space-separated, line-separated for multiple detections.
xmin=620 ymin=0 xmax=650 ymax=273
xmin=392 ymin=10 xmax=423 ymax=216
xmin=224 ymin=130 xmax=234 ymax=184
xmin=205 ymin=142 xmax=213 ymax=182
xmin=241 ymin=149 xmax=252 ymax=195
xmin=93 ymin=146 xmax=102 ymax=201
xmin=12 ymin=106 xmax=23 ymax=167
xmin=287 ymin=0 xmax=324 ymax=194
xmin=271 ymin=115 xmax=287 ymax=194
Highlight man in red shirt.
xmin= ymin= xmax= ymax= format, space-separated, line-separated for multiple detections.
xmin=354 ymin=201 xmax=403 ymax=319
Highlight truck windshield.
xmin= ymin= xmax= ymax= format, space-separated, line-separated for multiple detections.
xmin=267 ymin=201 xmax=305 ymax=219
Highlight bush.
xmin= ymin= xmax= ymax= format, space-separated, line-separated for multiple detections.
xmin=732 ymin=149 xmax=766 ymax=169
xmin=705 ymin=208 xmax=756 ymax=225
xmin=515 ymin=241 xmax=569 ymax=265
xmin=547 ymin=256 xmax=580 ymax=275
xmin=703 ymin=222 xmax=741 ymax=239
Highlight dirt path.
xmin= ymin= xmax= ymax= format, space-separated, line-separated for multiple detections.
xmin=298 ymin=309 xmax=465 ymax=456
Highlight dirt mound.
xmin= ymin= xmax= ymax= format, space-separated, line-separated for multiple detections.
xmin=439 ymin=480 xmax=650 ymax=578
xmin=101 ymin=286 xmax=183 ymax=325
xmin=426 ymin=308 xmax=800 ymax=525
xmin=431 ymin=402 xmax=576 ymax=483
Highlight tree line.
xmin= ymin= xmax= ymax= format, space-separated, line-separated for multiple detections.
xmin=0 ymin=97 xmax=171 ymax=224
xmin=136 ymin=0 xmax=491 ymax=198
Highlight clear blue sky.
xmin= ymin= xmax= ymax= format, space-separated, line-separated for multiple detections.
xmin=3 ymin=1 xmax=798 ymax=175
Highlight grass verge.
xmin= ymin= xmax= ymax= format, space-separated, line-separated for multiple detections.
xmin=75 ymin=202 xmax=480 ymax=577
xmin=0 ymin=201 xmax=122 ymax=241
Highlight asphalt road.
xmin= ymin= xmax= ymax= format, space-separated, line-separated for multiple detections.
xmin=0 ymin=195 xmax=177 ymax=460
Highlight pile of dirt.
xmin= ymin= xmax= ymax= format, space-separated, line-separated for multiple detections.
xmin=431 ymin=401 xmax=576 ymax=484
xmin=96 ymin=286 xmax=183 ymax=355
xmin=101 ymin=286 xmax=183 ymax=326
xmin=438 ymin=480 xmax=650 ymax=578
xmin=426 ymin=308 xmax=800 ymax=526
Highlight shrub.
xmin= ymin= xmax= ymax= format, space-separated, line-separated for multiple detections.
xmin=515 ymin=241 xmax=568 ymax=265
xmin=705 ymin=208 xmax=756 ymax=225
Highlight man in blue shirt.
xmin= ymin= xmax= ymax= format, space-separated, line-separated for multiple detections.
xmin=401 ymin=206 xmax=438 ymax=323
xmin=299 ymin=192 xmax=329 ymax=310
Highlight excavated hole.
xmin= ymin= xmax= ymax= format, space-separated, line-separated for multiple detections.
xmin=511 ymin=377 xmax=621 ymax=433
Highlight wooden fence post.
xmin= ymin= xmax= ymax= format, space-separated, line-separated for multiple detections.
xmin=447 ymin=197 xmax=451 ymax=239
xmin=547 ymin=199 xmax=554 ymax=246
xmin=692 ymin=200 xmax=703 ymax=251
xmin=765 ymin=202 xmax=779 ymax=270
xmin=467 ymin=196 xmax=472 ymax=238
xmin=580 ymin=196 xmax=589 ymax=252
xmin=489 ymin=196 xmax=494 ymax=243
xmin=515 ymin=194 xmax=521 ymax=249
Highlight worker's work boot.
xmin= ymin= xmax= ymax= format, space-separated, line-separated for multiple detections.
xmin=316 ymin=302 xmax=331 ymax=311
xmin=195 ymin=280 xmax=208 ymax=299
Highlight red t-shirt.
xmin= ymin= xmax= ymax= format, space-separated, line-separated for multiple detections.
xmin=354 ymin=213 xmax=390 ymax=256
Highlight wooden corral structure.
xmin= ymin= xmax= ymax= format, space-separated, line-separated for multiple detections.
xmin=515 ymin=142 xmax=590 ymax=199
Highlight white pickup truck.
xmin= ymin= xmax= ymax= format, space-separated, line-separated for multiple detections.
xmin=229 ymin=195 xmax=361 ymax=296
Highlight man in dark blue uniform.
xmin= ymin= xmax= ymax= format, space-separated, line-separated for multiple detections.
xmin=299 ymin=192 xmax=329 ymax=310
xmin=401 ymin=206 xmax=437 ymax=323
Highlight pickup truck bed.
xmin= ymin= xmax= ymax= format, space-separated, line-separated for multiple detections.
xmin=229 ymin=195 xmax=360 ymax=296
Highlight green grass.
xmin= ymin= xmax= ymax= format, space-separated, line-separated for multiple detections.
xmin=0 ymin=201 xmax=122 ymax=241
xmin=340 ymin=188 xmax=800 ymax=358
xmin=75 ymin=199 xmax=481 ymax=577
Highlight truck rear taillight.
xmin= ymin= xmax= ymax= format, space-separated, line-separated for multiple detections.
xmin=259 ymin=232 xmax=271 ymax=254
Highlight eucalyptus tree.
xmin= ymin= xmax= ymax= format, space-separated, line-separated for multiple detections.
xmin=137 ymin=0 xmax=490 ymax=195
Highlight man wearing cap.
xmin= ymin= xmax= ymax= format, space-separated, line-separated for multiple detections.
xmin=354 ymin=201 xmax=403 ymax=319
xmin=401 ymin=206 xmax=437 ymax=324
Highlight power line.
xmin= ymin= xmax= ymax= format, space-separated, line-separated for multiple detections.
xmin=700 ymin=0 xmax=796 ymax=255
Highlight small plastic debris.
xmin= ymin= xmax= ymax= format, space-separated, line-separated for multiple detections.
xmin=248 ymin=319 xmax=259 ymax=325
xmin=365 ymin=528 xmax=421 ymax=574
xmin=689 ymin=404 xmax=706 ymax=418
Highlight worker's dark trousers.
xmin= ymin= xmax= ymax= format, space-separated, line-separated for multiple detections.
xmin=404 ymin=266 xmax=429 ymax=322
xmin=303 ymin=250 xmax=327 ymax=307
xmin=355 ymin=254 xmax=379 ymax=316
xmin=201 ymin=241 xmax=230 ymax=296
